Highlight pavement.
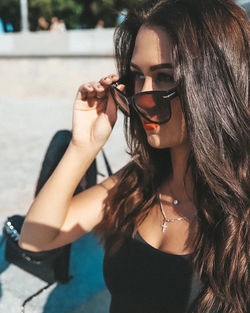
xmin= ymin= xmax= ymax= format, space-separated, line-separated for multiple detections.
xmin=0 ymin=95 xmax=130 ymax=313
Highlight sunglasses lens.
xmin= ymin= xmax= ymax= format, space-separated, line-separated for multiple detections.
xmin=111 ymin=86 xmax=130 ymax=116
xmin=134 ymin=91 xmax=171 ymax=123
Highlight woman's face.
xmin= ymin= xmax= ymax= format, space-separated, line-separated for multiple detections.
xmin=130 ymin=25 xmax=188 ymax=149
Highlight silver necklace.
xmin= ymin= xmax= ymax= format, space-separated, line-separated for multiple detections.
xmin=168 ymin=184 xmax=180 ymax=206
xmin=158 ymin=193 xmax=195 ymax=233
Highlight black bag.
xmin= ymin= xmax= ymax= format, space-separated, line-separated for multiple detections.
xmin=3 ymin=214 xmax=72 ymax=313
xmin=4 ymin=215 xmax=71 ymax=284
xmin=34 ymin=130 xmax=98 ymax=197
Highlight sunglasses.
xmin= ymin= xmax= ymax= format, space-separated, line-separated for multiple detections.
xmin=109 ymin=82 xmax=178 ymax=124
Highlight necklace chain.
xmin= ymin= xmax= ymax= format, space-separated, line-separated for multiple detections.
xmin=158 ymin=192 xmax=196 ymax=233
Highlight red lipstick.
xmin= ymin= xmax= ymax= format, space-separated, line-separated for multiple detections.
xmin=143 ymin=122 xmax=159 ymax=131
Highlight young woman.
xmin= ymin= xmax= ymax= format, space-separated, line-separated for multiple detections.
xmin=19 ymin=1 xmax=249 ymax=312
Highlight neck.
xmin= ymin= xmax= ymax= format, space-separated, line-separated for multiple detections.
xmin=167 ymin=143 xmax=194 ymax=200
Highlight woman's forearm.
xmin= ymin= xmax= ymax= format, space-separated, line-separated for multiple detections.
xmin=19 ymin=141 xmax=101 ymax=250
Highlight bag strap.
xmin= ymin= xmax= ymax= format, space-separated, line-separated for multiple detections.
xmin=101 ymin=149 xmax=112 ymax=176
xmin=0 ymin=235 xmax=6 ymax=247
xmin=21 ymin=282 xmax=55 ymax=313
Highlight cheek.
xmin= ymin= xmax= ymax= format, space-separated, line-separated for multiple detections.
xmin=134 ymin=80 xmax=144 ymax=94
xmin=159 ymin=98 xmax=188 ymax=146
xmin=176 ymin=106 xmax=187 ymax=143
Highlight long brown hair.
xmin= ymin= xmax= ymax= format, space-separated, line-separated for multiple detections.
xmin=94 ymin=1 xmax=250 ymax=312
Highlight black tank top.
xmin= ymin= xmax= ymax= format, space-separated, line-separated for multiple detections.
xmin=103 ymin=232 xmax=205 ymax=313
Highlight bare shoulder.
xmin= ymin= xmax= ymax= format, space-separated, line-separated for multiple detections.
xmin=75 ymin=163 xmax=126 ymax=205
xmin=99 ymin=165 xmax=125 ymax=190
xmin=45 ymin=165 xmax=128 ymax=249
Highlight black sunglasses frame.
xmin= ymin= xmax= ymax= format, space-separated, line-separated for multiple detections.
xmin=109 ymin=83 xmax=178 ymax=125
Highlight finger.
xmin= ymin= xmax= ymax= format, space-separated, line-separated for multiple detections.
xmin=85 ymin=82 xmax=99 ymax=99
xmin=78 ymin=83 xmax=95 ymax=101
xmin=99 ymin=74 xmax=119 ymax=87
xmin=92 ymin=82 xmax=107 ymax=100
xmin=75 ymin=82 xmax=99 ymax=111
xmin=116 ymin=84 xmax=126 ymax=92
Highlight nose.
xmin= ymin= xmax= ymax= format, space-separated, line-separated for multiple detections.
xmin=142 ymin=77 xmax=153 ymax=92
xmin=138 ymin=77 xmax=153 ymax=93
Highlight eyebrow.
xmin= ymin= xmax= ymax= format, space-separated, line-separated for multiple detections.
xmin=130 ymin=62 xmax=173 ymax=71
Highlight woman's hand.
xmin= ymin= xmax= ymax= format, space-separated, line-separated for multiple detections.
xmin=71 ymin=74 xmax=124 ymax=150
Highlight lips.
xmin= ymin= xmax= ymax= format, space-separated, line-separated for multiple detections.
xmin=143 ymin=122 xmax=159 ymax=131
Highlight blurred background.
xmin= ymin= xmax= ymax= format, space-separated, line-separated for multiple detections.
xmin=0 ymin=0 xmax=147 ymax=31
xmin=0 ymin=1 xmax=249 ymax=313
xmin=0 ymin=0 xmax=249 ymax=33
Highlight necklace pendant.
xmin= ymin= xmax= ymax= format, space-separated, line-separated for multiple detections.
xmin=162 ymin=220 xmax=167 ymax=232
xmin=173 ymin=199 xmax=179 ymax=206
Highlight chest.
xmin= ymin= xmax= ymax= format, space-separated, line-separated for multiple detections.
xmin=137 ymin=203 xmax=198 ymax=255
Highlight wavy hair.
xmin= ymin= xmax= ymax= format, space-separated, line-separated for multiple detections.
xmin=94 ymin=1 xmax=250 ymax=312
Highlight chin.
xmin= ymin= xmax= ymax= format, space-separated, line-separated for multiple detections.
xmin=146 ymin=134 xmax=187 ymax=149
xmin=146 ymin=135 xmax=169 ymax=149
